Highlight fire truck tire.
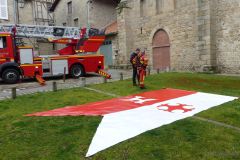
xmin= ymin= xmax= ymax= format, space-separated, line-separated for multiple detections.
xmin=70 ymin=64 xmax=85 ymax=78
xmin=2 ymin=69 xmax=20 ymax=84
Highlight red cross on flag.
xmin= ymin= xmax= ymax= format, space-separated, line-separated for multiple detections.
xmin=27 ymin=88 xmax=237 ymax=157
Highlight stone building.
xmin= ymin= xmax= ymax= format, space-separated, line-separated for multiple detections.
xmin=51 ymin=0 xmax=119 ymax=66
xmin=51 ymin=0 xmax=118 ymax=28
xmin=117 ymin=0 xmax=240 ymax=73
xmin=0 ymin=0 xmax=55 ymax=55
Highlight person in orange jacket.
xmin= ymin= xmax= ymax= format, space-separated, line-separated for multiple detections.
xmin=136 ymin=50 xmax=148 ymax=89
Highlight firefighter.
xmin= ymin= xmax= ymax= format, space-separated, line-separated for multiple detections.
xmin=130 ymin=48 xmax=141 ymax=86
xmin=136 ymin=50 xmax=148 ymax=89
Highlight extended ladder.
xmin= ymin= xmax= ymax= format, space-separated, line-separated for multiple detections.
xmin=0 ymin=24 xmax=81 ymax=39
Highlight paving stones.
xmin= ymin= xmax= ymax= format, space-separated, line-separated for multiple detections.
xmin=0 ymin=69 xmax=132 ymax=100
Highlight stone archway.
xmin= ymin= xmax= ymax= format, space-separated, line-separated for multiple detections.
xmin=152 ymin=29 xmax=170 ymax=70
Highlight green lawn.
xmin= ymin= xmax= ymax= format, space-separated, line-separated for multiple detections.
xmin=0 ymin=73 xmax=240 ymax=160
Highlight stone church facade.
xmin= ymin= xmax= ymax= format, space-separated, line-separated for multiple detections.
xmin=116 ymin=0 xmax=240 ymax=73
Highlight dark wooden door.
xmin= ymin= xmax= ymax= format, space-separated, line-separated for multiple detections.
xmin=152 ymin=30 xmax=170 ymax=70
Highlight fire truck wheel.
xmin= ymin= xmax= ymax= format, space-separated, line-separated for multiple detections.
xmin=2 ymin=69 xmax=20 ymax=84
xmin=70 ymin=64 xmax=85 ymax=78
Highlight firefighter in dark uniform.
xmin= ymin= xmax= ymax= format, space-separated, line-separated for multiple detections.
xmin=130 ymin=48 xmax=141 ymax=86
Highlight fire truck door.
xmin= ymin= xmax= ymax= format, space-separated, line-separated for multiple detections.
xmin=19 ymin=48 xmax=34 ymax=64
xmin=51 ymin=59 xmax=69 ymax=75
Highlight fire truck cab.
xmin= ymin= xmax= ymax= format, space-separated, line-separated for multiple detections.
xmin=0 ymin=28 xmax=105 ymax=84
xmin=0 ymin=33 xmax=25 ymax=84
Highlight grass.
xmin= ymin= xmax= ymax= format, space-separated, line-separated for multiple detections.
xmin=0 ymin=72 xmax=240 ymax=160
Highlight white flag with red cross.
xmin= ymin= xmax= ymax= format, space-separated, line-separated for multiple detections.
xmin=27 ymin=88 xmax=237 ymax=157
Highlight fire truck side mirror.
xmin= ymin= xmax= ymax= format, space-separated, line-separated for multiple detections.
xmin=53 ymin=28 xmax=65 ymax=37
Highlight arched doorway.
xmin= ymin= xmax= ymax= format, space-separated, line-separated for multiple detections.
xmin=152 ymin=29 xmax=170 ymax=70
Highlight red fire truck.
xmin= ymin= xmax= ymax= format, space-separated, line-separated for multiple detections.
xmin=0 ymin=24 xmax=110 ymax=84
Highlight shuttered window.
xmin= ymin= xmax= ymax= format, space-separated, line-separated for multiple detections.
xmin=0 ymin=0 xmax=8 ymax=20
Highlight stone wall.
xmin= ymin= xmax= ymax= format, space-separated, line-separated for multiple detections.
xmin=54 ymin=0 xmax=117 ymax=28
xmin=116 ymin=0 xmax=240 ymax=73
xmin=54 ymin=0 xmax=87 ymax=27
xmin=211 ymin=0 xmax=240 ymax=73
xmin=117 ymin=0 xmax=201 ymax=71
xmin=91 ymin=0 xmax=118 ymax=28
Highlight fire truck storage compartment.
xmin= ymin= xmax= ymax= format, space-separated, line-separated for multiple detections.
xmin=42 ymin=58 xmax=51 ymax=74
xmin=51 ymin=59 xmax=69 ymax=75
xmin=21 ymin=65 xmax=41 ymax=77
xmin=19 ymin=48 xmax=34 ymax=64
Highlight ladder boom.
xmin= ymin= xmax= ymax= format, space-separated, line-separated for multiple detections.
xmin=0 ymin=24 xmax=81 ymax=39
